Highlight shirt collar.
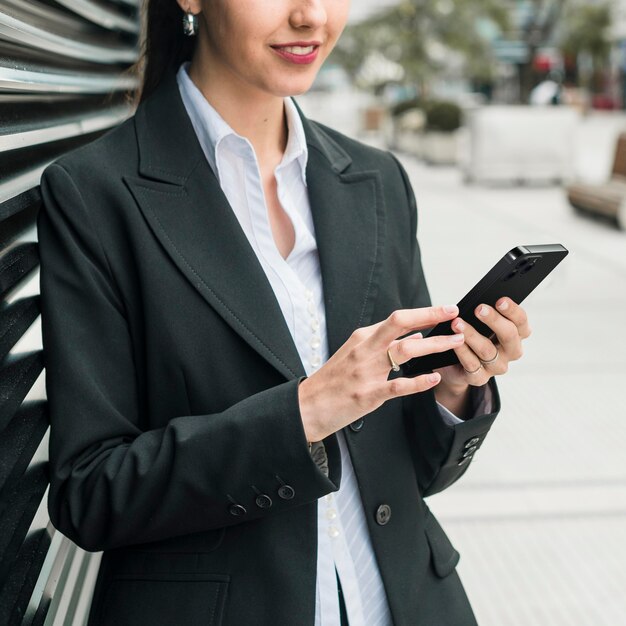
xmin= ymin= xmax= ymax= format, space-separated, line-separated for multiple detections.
xmin=176 ymin=61 xmax=308 ymax=184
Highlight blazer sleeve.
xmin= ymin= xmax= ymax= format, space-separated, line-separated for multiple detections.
xmin=389 ymin=154 xmax=500 ymax=497
xmin=37 ymin=162 xmax=340 ymax=553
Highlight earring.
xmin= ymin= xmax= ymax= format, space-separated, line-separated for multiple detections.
xmin=182 ymin=12 xmax=198 ymax=36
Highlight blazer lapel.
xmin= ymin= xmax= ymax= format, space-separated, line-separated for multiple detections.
xmin=124 ymin=71 xmax=305 ymax=380
xmin=123 ymin=70 xmax=386 ymax=381
xmin=300 ymin=113 xmax=387 ymax=356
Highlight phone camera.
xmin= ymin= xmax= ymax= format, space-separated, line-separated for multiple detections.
xmin=515 ymin=256 xmax=541 ymax=276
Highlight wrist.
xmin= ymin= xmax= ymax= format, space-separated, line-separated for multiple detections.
xmin=298 ymin=377 xmax=325 ymax=443
xmin=434 ymin=380 xmax=471 ymax=418
xmin=436 ymin=376 xmax=469 ymax=399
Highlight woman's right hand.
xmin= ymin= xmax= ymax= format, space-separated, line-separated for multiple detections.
xmin=298 ymin=305 xmax=465 ymax=442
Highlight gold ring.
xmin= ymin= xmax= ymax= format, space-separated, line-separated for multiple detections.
xmin=463 ymin=363 xmax=483 ymax=375
xmin=387 ymin=348 xmax=400 ymax=372
xmin=479 ymin=347 xmax=499 ymax=366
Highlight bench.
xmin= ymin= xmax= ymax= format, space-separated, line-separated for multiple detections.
xmin=566 ymin=133 xmax=626 ymax=230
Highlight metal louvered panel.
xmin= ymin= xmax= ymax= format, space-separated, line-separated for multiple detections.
xmin=0 ymin=40 xmax=138 ymax=93
xmin=0 ymin=0 xmax=139 ymax=64
xmin=0 ymin=96 xmax=133 ymax=151
xmin=54 ymin=0 xmax=140 ymax=34
xmin=0 ymin=0 xmax=140 ymax=623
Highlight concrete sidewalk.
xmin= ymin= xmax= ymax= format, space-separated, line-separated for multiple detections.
xmin=396 ymin=158 xmax=626 ymax=626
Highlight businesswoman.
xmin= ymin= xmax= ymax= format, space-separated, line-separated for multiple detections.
xmin=37 ymin=0 xmax=531 ymax=624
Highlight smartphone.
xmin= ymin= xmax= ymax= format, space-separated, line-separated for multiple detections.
xmin=401 ymin=244 xmax=569 ymax=377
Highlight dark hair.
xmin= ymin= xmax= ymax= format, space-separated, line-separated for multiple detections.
xmin=128 ymin=0 xmax=198 ymax=107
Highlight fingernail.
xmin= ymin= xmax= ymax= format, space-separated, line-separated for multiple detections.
xmin=478 ymin=305 xmax=489 ymax=317
xmin=497 ymin=300 xmax=509 ymax=311
xmin=455 ymin=320 xmax=465 ymax=331
xmin=451 ymin=333 xmax=464 ymax=342
xmin=428 ymin=373 xmax=440 ymax=384
xmin=415 ymin=332 xmax=423 ymax=339
xmin=444 ymin=305 xmax=457 ymax=314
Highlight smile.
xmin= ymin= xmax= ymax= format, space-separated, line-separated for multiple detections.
xmin=271 ymin=42 xmax=321 ymax=65
xmin=280 ymin=45 xmax=315 ymax=55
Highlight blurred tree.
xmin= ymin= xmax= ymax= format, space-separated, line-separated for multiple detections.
xmin=560 ymin=2 xmax=612 ymax=94
xmin=330 ymin=0 xmax=509 ymax=95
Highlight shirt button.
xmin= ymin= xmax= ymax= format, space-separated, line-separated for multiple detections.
xmin=325 ymin=494 xmax=333 ymax=503
xmin=307 ymin=303 xmax=316 ymax=315
xmin=326 ymin=509 xmax=337 ymax=520
xmin=310 ymin=337 xmax=321 ymax=349
xmin=310 ymin=357 xmax=321 ymax=367
xmin=328 ymin=526 xmax=340 ymax=539
xmin=305 ymin=289 xmax=314 ymax=299
xmin=311 ymin=319 xmax=320 ymax=330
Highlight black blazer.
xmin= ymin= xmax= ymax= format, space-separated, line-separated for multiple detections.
xmin=37 ymin=69 xmax=500 ymax=626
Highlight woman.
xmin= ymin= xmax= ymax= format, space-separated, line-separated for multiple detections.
xmin=37 ymin=0 xmax=531 ymax=624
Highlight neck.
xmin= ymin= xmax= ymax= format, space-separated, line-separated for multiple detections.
xmin=187 ymin=53 xmax=288 ymax=165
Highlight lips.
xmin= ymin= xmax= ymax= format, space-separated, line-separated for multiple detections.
xmin=271 ymin=41 xmax=321 ymax=65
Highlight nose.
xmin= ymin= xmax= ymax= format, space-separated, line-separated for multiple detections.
xmin=289 ymin=0 xmax=328 ymax=29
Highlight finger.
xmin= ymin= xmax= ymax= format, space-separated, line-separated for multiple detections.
xmin=452 ymin=316 xmax=501 ymax=361
xmin=389 ymin=332 xmax=465 ymax=366
xmin=372 ymin=305 xmax=459 ymax=347
xmin=383 ymin=371 xmax=442 ymax=400
xmin=452 ymin=317 xmax=507 ymax=376
xmin=474 ymin=305 xmax=522 ymax=361
xmin=495 ymin=298 xmax=532 ymax=339
xmin=450 ymin=341 xmax=490 ymax=384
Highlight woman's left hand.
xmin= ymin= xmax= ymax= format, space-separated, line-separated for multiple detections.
xmin=435 ymin=297 xmax=532 ymax=393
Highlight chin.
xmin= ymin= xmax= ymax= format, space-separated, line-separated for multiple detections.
xmin=283 ymin=85 xmax=314 ymax=97
xmin=274 ymin=77 xmax=318 ymax=97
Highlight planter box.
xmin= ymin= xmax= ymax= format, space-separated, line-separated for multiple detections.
xmin=461 ymin=106 xmax=580 ymax=184
xmin=422 ymin=130 xmax=460 ymax=165
xmin=395 ymin=130 xmax=425 ymax=159
xmin=390 ymin=109 xmax=426 ymax=156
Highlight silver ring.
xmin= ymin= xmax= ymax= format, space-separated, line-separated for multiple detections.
xmin=387 ymin=349 xmax=401 ymax=372
xmin=479 ymin=347 xmax=499 ymax=366
xmin=463 ymin=363 xmax=483 ymax=375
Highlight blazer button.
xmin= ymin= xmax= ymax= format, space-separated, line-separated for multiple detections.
xmin=375 ymin=504 xmax=391 ymax=526
xmin=255 ymin=494 xmax=273 ymax=508
xmin=278 ymin=485 xmax=295 ymax=500
xmin=228 ymin=503 xmax=247 ymax=517
xmin=458 ymin=455 xmax=472 ymax=467
xmin=349 ymin=419 xmax=364 ymax=432
xmin=465 ymin=437 xmax=480 ymax=449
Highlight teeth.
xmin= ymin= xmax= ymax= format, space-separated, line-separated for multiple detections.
xmin=281 ymin=45 xmax=315 ymax=55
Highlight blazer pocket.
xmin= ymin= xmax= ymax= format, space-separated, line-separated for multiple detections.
xmin=423 ymin=509 xmax=460 ymax=578
xmin=99 ymin=572 xmax=229 ymax=626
